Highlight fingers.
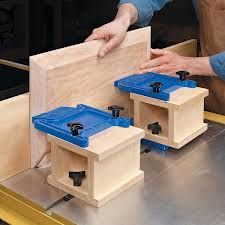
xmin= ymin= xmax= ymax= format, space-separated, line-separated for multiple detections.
xmin=85 ymin=32 xmax=123 ymax=58
xmin=98 ymin=35 xmax=123 ymax=58
xmin=139 ymin=65 xmax=177 ymax=76
xmin=84 ymin=34 xmax=97 ymax=42
xmin=85 ymin=29 xmax=105 ymax=42
xmin=151 ymin=48 xmax=169 ymax=56
xmin=139 ymin=49 xmax=182 ymax=76
xmin=140 ymin=56 xmax=168 ymax=70
xmin=139 ymin=48 xmax=174 ymax=73
xmin=140 ymin=49 xmax=172 ymax=70
xmin=139 ymin=65 xmax=168 ymax=74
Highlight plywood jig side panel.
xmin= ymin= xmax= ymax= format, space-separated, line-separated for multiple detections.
xmin=0 ymin=94 xmax=30 ymax=182
xmin=30 ymin=27 xmax=151 ymax=167
xmin=164 ymin=39 xmax=197 ymax=57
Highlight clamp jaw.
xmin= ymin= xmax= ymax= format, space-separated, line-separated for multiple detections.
xmin=108 ymin=105 xmax=124 ymax=118
xmin=67 ymin=122 xmax=84 ymax=136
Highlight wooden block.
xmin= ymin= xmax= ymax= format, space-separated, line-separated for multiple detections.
xmin=0 ymin=94 xmax=30 ymax=182
xmin=131 ymin=87 xmax=209 ymax=149
xmin=47 ymin=126 xmax=145 ymax=207
xmin=30 ymin=27 xmax=151 ymax=167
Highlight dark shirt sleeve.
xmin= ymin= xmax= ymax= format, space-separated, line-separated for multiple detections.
xmin=119 ymin=0 xmax=172 ymax=26
xmin=209 ymin=52 xmax=225 ymax=81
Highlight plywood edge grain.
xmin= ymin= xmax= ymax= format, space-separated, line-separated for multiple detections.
xmin=47 ymin=135 xmax=90 ymax=158
xmin=91 ymin=127 xmax=145 ymax=161
xmin=169 ymin=87 xmax=209 ymax=110
xmin=30 ymin=59 xmax=48 ymax=167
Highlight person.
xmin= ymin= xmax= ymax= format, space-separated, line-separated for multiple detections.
xmin=85 ymin=0 xmax=225 ymax=115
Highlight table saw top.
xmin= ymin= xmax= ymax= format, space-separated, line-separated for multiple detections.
xmin=2 ymin=120 xmax=225 ymax=225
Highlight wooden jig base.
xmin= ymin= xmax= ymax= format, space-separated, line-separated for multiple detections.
xmin=132 ymin=87 xmax=209 ymax=149
xmin=47 ymin=126 xmax=145 ymax=207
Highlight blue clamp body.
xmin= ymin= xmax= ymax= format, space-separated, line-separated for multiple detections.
xmin=141 ymin=139 xmax=169 ymax=151
xmin=32 ymin=104 xmax=131 ymax=148
xmin=115 ymin=72 xmax=196 ymax=101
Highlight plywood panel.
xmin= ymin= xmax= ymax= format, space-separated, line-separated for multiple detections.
xmin=30 ymin=27 xmax=151 ymax=167
xmin=164 ymin=39 xmax=197 ymax=57
xmin=93 ymin=142 xmax=141 ymax=198
xmin=0 ymin=94 xmax=30 ymax=181
xmin=173 ymin=98 xmax=206 ymax=143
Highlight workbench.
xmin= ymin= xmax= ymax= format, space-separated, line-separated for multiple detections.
xmin=1 ymin=120 xmax=225 ymax=225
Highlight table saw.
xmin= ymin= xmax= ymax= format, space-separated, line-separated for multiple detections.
xmin=0 ymin=27 xmax=225 ymax=225
xmin=1 ymin=119 xmax=225 ymax=225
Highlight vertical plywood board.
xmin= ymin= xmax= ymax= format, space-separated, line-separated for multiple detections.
xmin=30 ymin=27 xmax=151 ymax=167
xmin=0 ymin=94 xmax=30 ymax=182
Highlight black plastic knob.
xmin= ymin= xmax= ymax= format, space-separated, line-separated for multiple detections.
xmin=67 ymin=122 xmax=83 ymax=136
xmin=108 ymin=105 xmax=124 ymax=118
xmin=148 ymin=122 xmax=162 ymax=135
xmin=150 ymin=82 xmax=163 ymax=93
xmin=69 ymin=171 xmax=86 ymax=187
xmin=176 ymin=71 xmax=190 ymax=81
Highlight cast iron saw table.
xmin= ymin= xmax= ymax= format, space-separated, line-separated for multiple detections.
xmin=1 ymin=120 xmax=225 ymax=225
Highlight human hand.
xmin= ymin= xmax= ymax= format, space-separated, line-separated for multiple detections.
xmin=85 ymin=3 xmax=138 ymax=58
xmin=139 ymin=49 xmax=190 ymax=76
xmin=139 ymin=48 xmax=216 ymax=77
xmin=85 ymin=19 xmax=129 ymax=58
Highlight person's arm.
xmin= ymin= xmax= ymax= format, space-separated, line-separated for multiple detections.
xmin=119 ymin=0 xmax=172 ymax=27
xmin=85 ymin=3 xmax=138 ymax=57
xmin=85 ymin=0 xmax=171 ymax=57
xmin=209 ymin=52 xmax=225 ymax=80
xmin=139 ymin=49 xmax=219 ymax=78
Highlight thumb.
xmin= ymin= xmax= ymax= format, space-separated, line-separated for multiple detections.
xmin=151 ymin=48 xmax=168 ymax=56
xmin=84 ymin=32 xmax=105 ymax=42
xmin=98 ymin=36 xmax=123 ymax=58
